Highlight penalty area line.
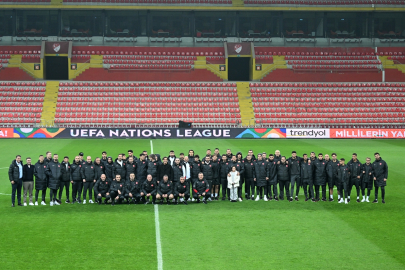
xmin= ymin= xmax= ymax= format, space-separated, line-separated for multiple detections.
xmin=154 ymin=205 xmax=163 ymax=270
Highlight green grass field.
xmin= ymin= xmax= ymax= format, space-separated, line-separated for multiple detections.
xmin=1 ymin=139 xmax=404 ymax=269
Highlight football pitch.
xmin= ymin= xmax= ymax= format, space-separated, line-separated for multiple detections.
xmin=1 ymin=138 xmax=404 ymax=270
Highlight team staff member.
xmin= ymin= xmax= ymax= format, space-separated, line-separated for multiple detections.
xmin=141 ymin=174 xmax=157 ymax=205
xmin=136 ymin=154 xmax=148 ymax=183
xmin=101 ymin=151 xmax=108 ymax=166
xmin=219 ymin=155 xmax=230 ymax=200
xmin=267 ymin=154 xmax=278 ymax=201
xmin=361 ymin=157 xmax=373 ymax=203
xmin=44 ymin=151 xmax=52 ymax=165
xmin=288 ymin=151 xmax=302 ymax=201
xmin=156 ymin=175 xmax=174 ymax=205
xmin=243 ymin=155 xmax=255 ymax=200
xmin=254 ymin=154 xmax=268 ymax=201
xmin=59 ymin=156 xmax=71 ymax=204
xmin=104 ymin=157 xmax=115 ymax=182
xmin=190 ymin=155 xmax=202 ymax=200
xmin=327 ymin=153 xmax=340 ymax=202
xmin=113 ymin=154 xmax=126 ymax=182
xmin=93 ymin=157 xmax=105 ymax=200
xmin=172 ymin=158 xmax=184 ymax=185
xmin=301 ymin=157 xmax=314 ymax=201
xmin=336 ymin=158 xmax=349 ymax=204
xmin=93 ymin=174 xmax=111 ymax=204
xmin=127 ymin=150 xmax=137 ymax=161
xmin=70 ymin=156 xmax=83 ymax=204
xmin=210 ymin=155 xmax=220 ymax=201
xmin=34 ymin=155 xmax=47 ymax=205
xmin=277 ymin=156 xmax=290 ymax=201
xmin=192 ymin=172 xmax=210 ymax=204
xmin=347 ymin=153 xmax=362 ymax=203
xmin=147 ymin=154 xmax=160 ymax=182
xmin=313 ymin=153 xmax=328 ymax=202
xmin=9 ymin=155 xmax=23 ymax=207
xmin=81 ymin=156 xmax=96 ymax=204
xmin=22 ymin=157 xmax=35 ymax=206
xmin=372 ymin=153 xmax=388 ymax=204
xmin=274 ymin=150 xmax=282 ymax=163
xmin=125 ymin=156 xmax=137 ymax=182
xmin=45 ymin=154 xmax=62 ymax=206
xmin=157 ymin=157 xmax=174 ymax=183
xmin=174 ymin=176 xmax=189 ymax=205
xmin=109 ymin=175 xmax=125 ymax=206
xmin=124 ymin=173 xmax=141 ymax=204
xmin=201 ymin=156 xmax=214 ymax=200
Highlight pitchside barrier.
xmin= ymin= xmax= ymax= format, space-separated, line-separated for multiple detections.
xmin=1 ymin=127 xmax=405 ymax=139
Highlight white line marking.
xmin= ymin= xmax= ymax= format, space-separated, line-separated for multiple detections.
xmin=0 ymin=193 xmax=11 ymax=196
xmin=154 ymin=204 xmax=163 ymax=270
xmin=150 ymin=139 xmax=154 ymax=154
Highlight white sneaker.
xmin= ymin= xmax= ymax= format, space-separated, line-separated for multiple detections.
xmin=54 ymin=201 xmax=60 ymax=206
xmin=41 ymin=201 xmax=46 ymax=205
xmin=345 ymin=199 xmax=348 ymax=204
xmin=366 ymin=198 xmax=370 ymax=203
xmin=83 ymin=200 xmax=86 ymax=204
xmin=238 ymin=198 xmax=242 ymax=202
xmin=23 ymin=203 xmax=27 ymax=206
xmin=29 ymin=202 xmax=34 ymax=206
xmin=191 ymin=198 xmax=195 ymax=202
xmin=264 ymin=196 xmax=268 ymax=202
xmin=172 ymin=199 xmax=176 ymax=203
xmin=251 ymin=195 xmax=255 ymax=200
xmin=35 ymin=201 xmax=38 ymax=206
xmin=180 ymin=198 xmax=184 ymax=202
xmin=208 ymin=198 xmax=212 ymax=201
xmin=187 ymin=198 xmax=191 ymax=201
xmin=50 ymin=201 xmax=54 ymax=206
xmin=361 ymin=198 xmax=366 ymax=202
xmin=339 ymin=199 xmax=344 ymax=203
xmin=89 ymin=200 xmax=94 ymax=204
xmin=255 ymin=195 xmax=260 ymax=201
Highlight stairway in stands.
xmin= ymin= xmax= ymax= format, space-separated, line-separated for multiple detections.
xmin=40 ymin=81 xmax=59 ymax=125
xmin=236 ymin=82 xmax=255 ymax=126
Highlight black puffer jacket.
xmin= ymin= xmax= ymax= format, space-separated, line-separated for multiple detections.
xmin=157 ymin=180 xmax=173 ymax=195
xmin=201 ymin=162 xmax=213 ymax=181
xmin=327 ymin=160 xmax=340 ymax=180
xmin=313 ymin=159 xmax=328 ymax=185
xmin=254 ymin=160 xmax=268 ymax=186
xmin=104 ymin=160 xmax=115 ymax=181
xmin=190 ymin=161 xmax=202 ymax=180
xmin=287 ymin=157 xmax=302 ymax=176
xmin=93 ymin=179 xmax=111 ymax=194
xmin=136 ymin=159 xmax=148 ymax=182
xmin=60 ymin=162 xmax=71 ymax=182
xmin=70 ymin=162 xmax=82 ymax=182
xmin=147 ymin=160 xmax=160 ymax=180
xmin=336 ymin=165 xmax=349 ymax=183
xmin=193 ymin=178 xmax=210 ymax=194
xmin=267 ymin=160 xmax=278 ymax=184
xmin=125 ymin=161 xmax=137 ymax=181
xmin=219 ymin=161 xmax=230 ymax=179
xmin=174 ymin=181 xmax=190 ymax=196
xmin=125 ymin=179 xmax=142 ymax=195
xmin=211 ymin=160 xmax=220 ymax=179
xmin=93 ymin=162 xmax=105 ymax=180
xmin=277 ymin=162 xmax=290 ymax=182
xmin=372 ymin=157 xmax=388 ymax=187
xmin=157 ymin=163 xmax=174 ymax=182
xmin=142 ymin=180 xmax=157 ymax=195
xmin=45 ymin=160 xmax=62 ymax=189
xmin=81 ymin=162 xmax=96 ymax=182
xmin=8 ymin=160 xmax=23 ymax=182
xmin=361 ymin=163 xmax=373 ymax=184
xmin=301 ymin=161 xmax=314 ymax=184
xmin=34 ymin=160 xmax=47 ymax=190
xmin=347 ymin=159 xmax=362 ymax=179
xmin=244 ymin=161 xmax=255 ymax=180
xmin=109 ymin=180 xmax=125 ymax=194
xmin=113 ymin=161 xmax=126 ymax=181
xmin=172 ymin=163 xmax=184 ymax=183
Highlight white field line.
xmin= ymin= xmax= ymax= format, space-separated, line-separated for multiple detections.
xmin=154 ymin=205 xmax=163 ymax=270
xmin=150 ymin=139 xmax=154 ymax=154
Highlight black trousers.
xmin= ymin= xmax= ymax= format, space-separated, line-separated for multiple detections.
xmin=375 ymin=186 xmax=385 ymax=200
xmin=290 ymin=175 xmax=300 ymax=198
xmin=257 ymin=186 xmax=267 ymax=198
xmin=49 ymin=189 xmax=58 ymax=201
xmin=110 ymin=191 xmax=124 ymax=202
xmin=174 ymin=194 xmax=190 ymax=201
xmin=302 ymin=181 xmax=314 ymax=199
xmin=11 ymin=179 xmax=23 ymax=204
xmin=348 ymin=178 xmax=360 ymax=197
xmin=58 ymin=181 xmax=70 ymax=201
xmin=72 ymin=181 xmax=83 ymax=201
xmin=35 ymin=189 xmax=47 ymax=202
xmin=245 ymin=178 xmax=255 ymax=197
xmin=142 ymin=194 xmax=156 ymax=203
xmin=82 ymin=181 xmax=94 ymax=200
xmin=314 ymin=185 xmax=326 ymax=200
xmin=279 ymin=180 xmax=290 ymax=199
xmin=267 ymin=183 xmax=278 ymax=198
xmin=220 ymin=177 xmax=230 ymax=198
xmin=97 ymin=192 xmax=111 ymax=202
xmin=337 ymin=182 xmax=348 ymax=199
xmin=192 ymin=191 xmax=211 ymax=200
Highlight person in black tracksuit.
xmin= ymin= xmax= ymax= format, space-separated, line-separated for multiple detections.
xmin=372 ymin=153 xmax=388 ymax=203
xmin=190 ymin=155 xmax=202 ymax=198
xmin=235 ymin=152 xmax=245 ymax=197
xmin=45 ymin=155 xmax=62 ymax=205
xmin=125 ymin=157 xmax=137 ymax=182
xmin=156 ymin=175 xmax=174 ymax=204
xmin=243 ymin=155 xmax=256 ymax=200
xmin=174 ymin=176 xmax=190 ymax=205
xmin=141 ymin=175 xmax=157 ymax=204
xmin=81 ymin=156 xmax=96 ymax=203
xmin=210 ymin=155 xmax=220 ymax=200
xmin=124 ymin=173 xmax=142 ymax=204
xmin=361 ymin=157 xmax=373 ymax=202
xmin=8 ymin=156 xmax=23 ymax=207
xmin=313 ymin=154 xmax=328 ymax=202
xmin=34 ymin=155 xmax=47 ymax=204
xmin=336 ymin=158 xmax=350 ymax=204
xmin=113 ymin=154 xmax=126 ymax=183
xmin=157 ymin=157 xmax=174 ymax=183
xmin=327 ymin=154 xmax=340 ymax=201
xmin=93 ymin=157 xmax=105 ymax=200
xmin=93 ymin=174 xmax=111 ymax=204
xmin=136 ymin=154 xmax=148 ymax=184
xmin=277 ymin=157 xmax=290 ymax=201
xmin=70 ymin=156 xmax=83 ymax=203
xmin=172 ymin=158 xmax=184 ymax=185
xmin=192 ymin=172 xmax=210 ymax=204
xmin=254 ymin=154 xmax=268 ymax=201
xmin=59 ymin=156 xmax=71 ymax=203
xmin=219 ymin=155 xmax=230 ymax=200
xmin=104 ymin=157 xmax=115 ymax=182
xmin=101 ymin=152 xmax=108 ymax=167
xmin=301 ymin=158 xmax=314 ymax=201
xmin=109 ymin=175 xmax=125 ymax=205
xmin=287 ymin=151 xmax=302 ymax=201
xmin=227 ymin=155 xmax=244 ymax=200
xmin=347 ymin=153 xmax=362 ymax=203
xmin=147 ymin=154 xmax=160 ymax=182
xmin=267 ymin=155 xmax=278 ymax=200
xmin=201 ymin=156 xmax=214 ymax=198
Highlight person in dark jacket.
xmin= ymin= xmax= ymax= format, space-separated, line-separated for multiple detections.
xmin=136 ymin=154 xmax=148 ymax=183
xmin=156 ymin=175 xmax=174 ymax=205
xmin=174 ymin=176 xmax=190 ymax=205
xmin=58 ymin=156 xmax=71 ymax=204
xmin=190 ymin=155 xmax=202 ymax=200
xmin=327 ymin=153 xmax=340 ymax=202
xmin=301 ymin=157 xmax=314 ymax=201
xmin=192 ymin=172 xmax=210 ymax=204
xmin=101 ymin=151 xmax=108 ymax=166
xmin=210 ymin=155 xmax=220 ymax=200
xmin=201 ymin=156 xmax=214 ymax=200
xmin=124 ymin=173 xmax=142 ymax=204
xmin=8 ymin=155 xmax=23 ymax=207
xmin=104 ymin=157 xmax=114 ymax=182
xmin=141 ymin=174 xmax=157 ymax=204
xmin=81 ymin=156 xmax=96 ymax=204
xmin=44 ymin=151 xmax=52 ymax=165
xmin=127 ymin=150 xmax=138 ymax=162
xmin=225 ymin=149 xmax=233 ymax=162
xmin=372 ymin=153 xmax=388 ymax=204
xmin=113 ymin=154 xmax=126 ymax=182
xmin=124 ymin=156 xmax=137 ymax=183
xmin=109 ymin=174 xmax=125 ymax=205
xmin=227 ymin=155 xmax=244 ymax=201
xmin=70 ymin=156 xmax=83 ymax=203
xmin=313 ymin=153 xmax=328 ymax=202
xmin=168 ymin=150 xmax=176 ymax=166
xmin=287 ymin=151 xmax=302 ymax=201
xmin=147 ymin=154 xmax=160 ymax=182
xmin=45 ymin=154 xmax=62 ymax=206
xmin=22 ymin=157 xmax=35 ymax=206
xmin=157 ymin=157 xmax=174 ymax=183
xmin=267 ymin=154 xmax=278 ymax=201
xmin=219 ymin=155 xmax=230 ymax=200
xmin=274 ymin=150 xmax=282 ymax=163
xmin=172 ymin=158 xmax=184 ymax=185
xmin=277 ymin=156 xmax=290 ymax=201
xmin=254 ymin=154 xmax=268 ymax=201
xmin=336 ymin=158 xmax=349 ymax=204
xmin=243 ymin=155 xmax=255 ymax=200
xmin=347 ymin=153 xmax=362 ymax=203
xmin=94 ymin=174 xmax=111 ymax=204
xmin=93 ymin=157 xmax=105 ymax=200
xmin=361 ymin=157 xmax=373 ymax=202
xmin=245 ymin=149 xmax=257 ymax=162
xmin=34 ymin=155 xmax=47 ymax=205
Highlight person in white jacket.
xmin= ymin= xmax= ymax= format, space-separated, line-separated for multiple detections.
xmin=227 ymin=166 xmax=240 ymax=202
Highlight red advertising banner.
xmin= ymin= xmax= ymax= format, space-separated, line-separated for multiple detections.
xmin=330 ymin=129 xmax=405 ymax=139
xmin=0 ymin=128 xmax=14 ymax=138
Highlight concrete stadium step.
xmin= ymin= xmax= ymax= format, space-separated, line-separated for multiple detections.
xmin=236 ymin=82 xmax=254 ymax=126
xmin=40 ymin=81 xmax=60 ymax=125
xmin=258 ymin=55 xmax=288 ymax=81
xmin=194 ymin=56 xmax=225 ymax=80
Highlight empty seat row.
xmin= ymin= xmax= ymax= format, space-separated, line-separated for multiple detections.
xmin=254 ymin=107 xmax=404 ymax=113
xmin=249 ymin=82 xmax=404 ymax=87
xmin=59 ymin=81 xmax=236 ymax=87
xmin=245 ymin=0 xmax=403 ymax=5
xmin=250 ymin=88 xmax=405 ymax=93
xmin=55 ymin=119 xmax=238 ymax=124
xmin=56 ymin=97 xmax=240 ymax=103
xmin=72 ymin=50 xmax=223 ymax=56
xmin=0 ymin=107 xmax=43 ymax=112
xmin=0 ymin=81 xmax=46 ymax=86
xmin=255 ymin=51 xmax=375 ymax=56
xmin=59 ymin=87 xmax=237 ymax=93
xmin=104 ymin=60 xmax=194 ymax=65
xmin=292 ymin=65 xmax=379 ymax=69
xmin=64 ymin=0 xmax=231 ymax=4
xmin=56 ymin=107 xmax=240 ymax=113
xmin=108 ymin=64 xmax=192 ymax=69
xmin=285 ymin=55 xmax=377 ymax=60
xmin=0 ymin=50 xmax=41 ymax=55
xmin=287 ymin=60 xmax=380 ymax=65
xmin=58 ymin=92 xmax=238 ymax=97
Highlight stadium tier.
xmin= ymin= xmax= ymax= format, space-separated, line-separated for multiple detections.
xmin=244 ymin=0 xmax=405 ymax=5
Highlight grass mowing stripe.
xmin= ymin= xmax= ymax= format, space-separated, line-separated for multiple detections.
xmin=154 ymin=205 xmax=163 ymax=270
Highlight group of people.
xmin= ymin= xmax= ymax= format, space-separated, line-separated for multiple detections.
xmin=8 ymin=148 xmax=388 ymax=207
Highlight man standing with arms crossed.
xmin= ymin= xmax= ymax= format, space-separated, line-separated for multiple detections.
xmin=81 ymin=156 xmax=96 ymax=204
xmin=9 ymin=155 xmax=23 ymax=207
xmin=372 ymin=152 xmax=388 ymax=204
xmin=288 ymin=151 xmax=302 ymax=201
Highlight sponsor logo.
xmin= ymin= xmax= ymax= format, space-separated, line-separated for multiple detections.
xmin=330 ymin=129 xmax=405 ymax=138
xmin=287 ymin=129 xmax=330 ymax=138
xmin=234 ymin=44 xmax=242 ymax=53
xmin=53 ymin=43 xmax=61 ymax=52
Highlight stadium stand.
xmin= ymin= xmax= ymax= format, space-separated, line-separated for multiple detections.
xmin=62 ymin=0 xmax=232 ymax=5
xmin=244 ymin=0 xmax=405 ymax=5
